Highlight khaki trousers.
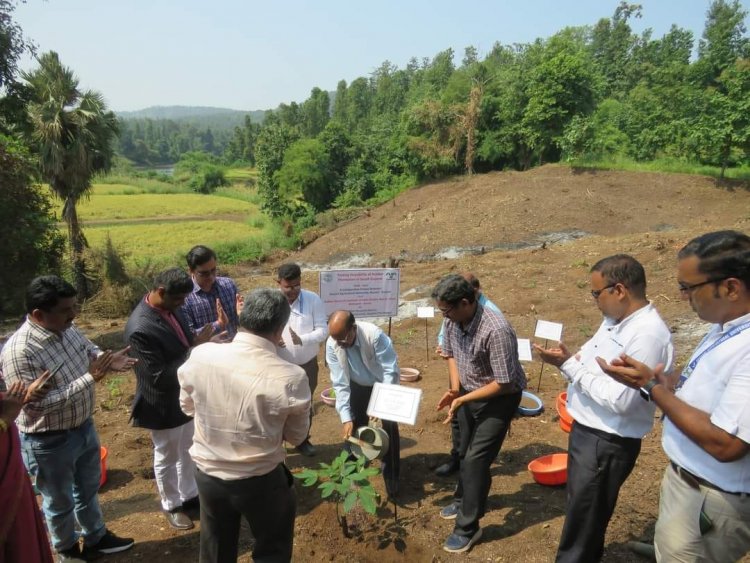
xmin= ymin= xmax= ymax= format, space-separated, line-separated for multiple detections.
xmin=655 ymin=462 xmax=750 ymax=562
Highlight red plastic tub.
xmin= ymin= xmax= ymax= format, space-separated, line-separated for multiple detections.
xmin=556 ymin=392 xmax=574 ymax=433
xmin=100 ymin=446 xmax=108 ymax=487
xmin=528 ymin=453 xmax=568 ymax=486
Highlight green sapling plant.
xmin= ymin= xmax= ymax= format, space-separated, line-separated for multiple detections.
xmin=295 ymin=450 xmax=380 ymax=537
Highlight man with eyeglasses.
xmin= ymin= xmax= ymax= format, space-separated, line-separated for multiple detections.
xmin=183 ymin=245 xmax=239 ymax=340
xmin=275 ymin=263 xmax=328 ymax=457
xmin=534 ymin=254 xmax=673 ymax=562
xmin=435 ymin=272 xmax=501 ymax=477
xmin=326 ymin=310 xmax=400 ymax=499
xmin=599 ymin=231 xmax=750 ymax=562
xmin=433 ymin=274 xmax=526 ymax=554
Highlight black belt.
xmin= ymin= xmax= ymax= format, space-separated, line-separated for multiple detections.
xmin=23 ymin=422 xmax=85 ymax=437
xmin=670 ymin=461 xmax=745 ymax=496
xmin=574 ymin=421 xmax=641 ymax=446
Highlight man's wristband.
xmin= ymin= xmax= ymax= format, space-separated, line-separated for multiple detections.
xmin=639 ymin=379 xmax=660 ymax=402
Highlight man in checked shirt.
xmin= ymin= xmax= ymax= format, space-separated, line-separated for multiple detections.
xmin=182 ymin=245 xmax=239 ymax=340
xmin=1 ymin=275 xmax=136 ymax=561
xmin=432 ymin=274 xmax=526 ymax=554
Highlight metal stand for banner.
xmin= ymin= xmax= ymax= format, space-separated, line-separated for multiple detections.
xmin=536 ymin=339 xmax=549 ymax=392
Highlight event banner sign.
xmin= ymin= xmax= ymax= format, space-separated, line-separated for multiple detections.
xmin=319 ymin=268 xmax=400 ymax=318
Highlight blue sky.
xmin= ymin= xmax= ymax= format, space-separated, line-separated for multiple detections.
xmin=12 ymin=0 xmax=750 ymax=112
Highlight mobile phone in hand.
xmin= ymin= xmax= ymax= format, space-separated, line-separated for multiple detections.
xmin=39 ymin=362 xmax=64 ymax=385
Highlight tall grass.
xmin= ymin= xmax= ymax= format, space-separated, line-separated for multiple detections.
xmin=213 ymin=185 xmax=263 ymax=205
xmin=568 ymin=156 xmax=750 ymax=181
xmin=83 ymin=218 xmax=296 ymax=266
xmin=93 ymin=175 xmax=189 ymax=194
xmin=69 ymin=194 xmax=257 ymax=221
xmin=224 ymin=167 xmax=257 ymax=181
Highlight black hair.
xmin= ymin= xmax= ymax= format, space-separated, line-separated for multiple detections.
xmin=678 ymin=230 xmax=750 ymax=287
xmin=277 ymin=263 xmax=301 ymax=281
xmin=431 ymin=274 xmax=476 ymax=304
xmin=590 ymin=254 xmax=647 ymax=299
xmin=25 ymin=275 xmax=77 ymax=314
xmin=152 ymin=268 xmax=194 ymax=294
xmin=186 ymin=245 xmax=217 ymax=270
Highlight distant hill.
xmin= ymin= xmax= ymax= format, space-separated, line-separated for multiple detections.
xmin=117 ymin=106 xmax=267 ymax=130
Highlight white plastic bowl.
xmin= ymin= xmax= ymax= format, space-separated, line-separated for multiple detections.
xmin=400 ymin=368 xmax=420 ymax=382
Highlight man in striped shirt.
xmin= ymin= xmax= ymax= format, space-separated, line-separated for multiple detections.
xmin=1 ymin=275 xmax=136 ymax=561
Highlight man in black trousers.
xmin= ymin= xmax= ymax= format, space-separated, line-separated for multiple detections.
xmin=178 ymin=288 xmax=310 ymax=562
xmin=535 ymin=255 xmax=673 ymax=562
xmin=433 ymin=274 xmax=526 ymax=554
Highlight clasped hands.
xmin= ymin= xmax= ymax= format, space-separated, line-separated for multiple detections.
xmin=89 ymin=346 xmax=138 ymax=381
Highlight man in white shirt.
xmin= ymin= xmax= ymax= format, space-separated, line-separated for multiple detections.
xmin=178 ymin=288 xmax=311 ymax=563
xmin=600 ymin=231 xmax=750 ymax=562
xmin=276 ymin=263 xmax=328 ymax=457
xmin=535 ymin=254 xmax=673 ymax=563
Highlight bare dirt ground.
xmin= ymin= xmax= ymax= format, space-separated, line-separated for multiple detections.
xmin=58 ymin=165 xmax=750 ymax=562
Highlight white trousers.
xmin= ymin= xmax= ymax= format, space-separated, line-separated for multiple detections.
xmin=655 ymin=463 xmax=750 ymax=562
xmin=150 ymin=420 xmax=198 ymax=511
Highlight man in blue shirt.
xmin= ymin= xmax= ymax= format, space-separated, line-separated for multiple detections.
xmin=182 ymin=245 xmax=238 ymax=340
xmin=326 ymin=310 xmax=400 ymax=498
xmin=435 ymin=272 xmax=501 ymax=477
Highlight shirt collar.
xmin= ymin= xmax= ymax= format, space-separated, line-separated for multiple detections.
xmin=718 ymin=311 xmax=750 ymax=334
xmin=234 ymin=331 xmax=278 ymax=353
xmin=462 ymin=303 xmax=484 ymax=336
xmin=607 ymin=302 xmax=654 ymax=334
xmin=192 ymin=278 xmax=216 ymax=295
xmin=26 ymin=317 xmax=63 ymax=343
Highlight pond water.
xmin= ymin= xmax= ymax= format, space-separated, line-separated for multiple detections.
xmin=136 ymin=165 xmax=174 ymax=177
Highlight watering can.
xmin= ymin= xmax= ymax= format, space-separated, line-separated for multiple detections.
xmin=346 ymin=425 xmax=390 ymax=461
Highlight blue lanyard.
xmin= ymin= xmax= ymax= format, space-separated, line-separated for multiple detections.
xmin=676 ymin=319 xmax=750 ymax=389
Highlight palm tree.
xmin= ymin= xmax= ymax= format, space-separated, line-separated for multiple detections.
xmin=23 ymin=51 xmax=119 ymax=298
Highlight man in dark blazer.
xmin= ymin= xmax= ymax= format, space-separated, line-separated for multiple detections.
xmin=125 ymin=268 xmax=214 ymax=530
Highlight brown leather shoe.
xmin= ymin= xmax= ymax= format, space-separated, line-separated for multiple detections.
xmin=164 ymin=509 xmax=194 ymax=530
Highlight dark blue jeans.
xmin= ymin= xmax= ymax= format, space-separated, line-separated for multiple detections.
xmin=453 ymin=390 xmax=521 ymax=537
xmin=21 ymin=418 xmax=106 ymax=551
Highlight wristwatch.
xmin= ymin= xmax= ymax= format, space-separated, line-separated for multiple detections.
xmin=639 ymin=379 xmax=660 ymax=402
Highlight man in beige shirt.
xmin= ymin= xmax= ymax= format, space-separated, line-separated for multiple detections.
xmin=178 ymin=288 xmax=311 ymax=563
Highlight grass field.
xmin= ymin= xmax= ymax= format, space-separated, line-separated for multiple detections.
xmin=85 ymin=220 xmax=267 ymax=265
xmin=71 ymin=193 xmax=256 ymax=221
xmin=47 ymin=167 xmax=297 ymax=266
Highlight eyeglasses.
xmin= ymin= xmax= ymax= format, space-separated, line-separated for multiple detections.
xmin=195 ymin=267 xmax=217 ymax=278
xmin=678 ymin=278 xmax=725 ymax=294
xmin=334 ymin=326 xmax=355 ymax=345
xmin=437 ymin=304 xmax=455 ymax=315
xmin=591 ymin=284 xmax=616 ymax=299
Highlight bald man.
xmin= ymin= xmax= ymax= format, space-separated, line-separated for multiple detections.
xmin=326 ymin=311 xmax=401 ymax=498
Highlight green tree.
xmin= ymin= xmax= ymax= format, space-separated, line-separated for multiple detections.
xmin=0 ymin=0 xmax=33 ymax=134
xmin=24 ymin=51 xmax=119 ymax=297
xmin=0 ymin=134 xmax=64 ymax=315
xmin=695 ymin=0 xmax=749 ymax=86
xmin=274 ymin=138 xmax=332 ymax=211
xmin=255 ymin=123 xmax=299 ymax=216
xmin=301 ymin=87 xmax=330 ymax=137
